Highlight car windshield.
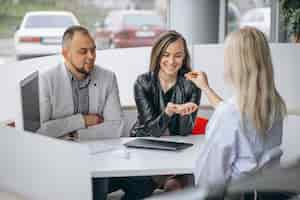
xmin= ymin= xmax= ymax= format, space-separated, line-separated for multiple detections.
xmin=123 ymin=14 xmax=163 ymax=27
xmin=24 ymin=15 xmax=75 ymax=28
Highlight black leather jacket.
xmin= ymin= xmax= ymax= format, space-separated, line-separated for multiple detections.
xmin=131 ymin=72 xmax=201 ymax=137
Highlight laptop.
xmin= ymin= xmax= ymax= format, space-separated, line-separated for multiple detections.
xmin=124 ymin=138 xmax=193 ymax=151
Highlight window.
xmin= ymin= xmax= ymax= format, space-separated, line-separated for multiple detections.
xmin=0 ymin=0 xmax=168 ymax=63
xmin=123 ymin=14 xmax=164 ymax=27
xmin=227 ymin=0 xmax=271 ymax=40
xmin=95 ymin=10 xmax=167 ymax=49
xmin=24 ymin=15 xmax=76 ymax=28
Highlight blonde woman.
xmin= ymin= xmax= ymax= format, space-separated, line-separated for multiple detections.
xmin=185 ymin=27 xmax=287 ymax=190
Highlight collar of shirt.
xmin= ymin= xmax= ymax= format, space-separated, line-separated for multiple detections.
xmin=64 ymin=63 xmax=91 ymax=89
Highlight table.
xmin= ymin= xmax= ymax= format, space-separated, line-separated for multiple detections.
xmin=86 ymin=135 xmax=205 ymax=181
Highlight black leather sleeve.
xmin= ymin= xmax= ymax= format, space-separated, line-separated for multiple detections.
xmin=133 ymin=77 xmax=170 ymax=137
xmin=178 ymin=82 xmax=201 ymax=136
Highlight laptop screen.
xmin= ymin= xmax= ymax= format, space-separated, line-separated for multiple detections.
xmin=20 ymin=71 xmax=40 ymax=132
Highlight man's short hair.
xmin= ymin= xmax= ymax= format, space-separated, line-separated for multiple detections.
xmin=62 ymin=25 xmax=91 ymax=48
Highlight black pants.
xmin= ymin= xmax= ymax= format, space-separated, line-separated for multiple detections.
xmin=109 ymin=176 xmax=157 ymax=200
xmin=93 ymin=176 xmax=156 ymax=200
xmin=92 ymin=178 xmax=109 ymax=200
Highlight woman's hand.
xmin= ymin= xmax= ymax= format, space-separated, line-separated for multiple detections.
xmin=165 ymin=102 xmax=198 ymax=116
xmin=185 ymin=70 xmax=223 ymax=108
xmin=176 ymin=102 xmax=198 ymax=116
xmin=165 ymin=102 xmax=178 ymax=116
xmin=185 ymin=71 xmax=210 ymax=91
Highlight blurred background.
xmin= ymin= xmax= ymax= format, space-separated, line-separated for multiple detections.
xmin=1 ymin=0 xmax=298 ymax=63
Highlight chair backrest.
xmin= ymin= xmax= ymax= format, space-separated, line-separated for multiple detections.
xmin=0 ymin=127 xmax=92 ymax=200
xmin=122 ymin=107 xmax=138 ymax=137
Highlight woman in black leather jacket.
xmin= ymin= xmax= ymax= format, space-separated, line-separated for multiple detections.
xmin=126 ymin=31 xmax=202 ymax=193
xmin=108 ymin=31 xmax=202 ymax=200
xmin=131 ymin=30 xmax=201 ymax=137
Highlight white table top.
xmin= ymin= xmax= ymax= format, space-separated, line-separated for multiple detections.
xmin=85 ymin=135 xmax=205 ymax=178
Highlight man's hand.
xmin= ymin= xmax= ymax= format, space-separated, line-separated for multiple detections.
xmin=58 ymin=131 xmax=79 ymax=141
xmin=83 ymin=114 xmax=104 ymax=127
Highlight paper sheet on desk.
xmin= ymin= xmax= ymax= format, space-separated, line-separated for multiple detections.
xmin=87 ymin=143 xmax=117 ymax=155
xmin=87 ymin=143 xmax=130 ymax=159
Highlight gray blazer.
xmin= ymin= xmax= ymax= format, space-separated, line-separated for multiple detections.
xmin=37 ymin=62 xmax=124 ymax=139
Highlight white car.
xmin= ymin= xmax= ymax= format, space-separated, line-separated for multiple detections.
xmin=14 ymin=11 xmax=79 ymax=60
xmin=240 ymin=7 xmax=270 ymax=38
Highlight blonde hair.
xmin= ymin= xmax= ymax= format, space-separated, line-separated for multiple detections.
xmin=224 ymin=27 xmax=286 ymax=133
xmin=149 ymin=30 xmax=191 ymax=75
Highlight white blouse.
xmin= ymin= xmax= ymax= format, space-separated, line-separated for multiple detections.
xmin=195 ymin=97 xmax=283 ymax=188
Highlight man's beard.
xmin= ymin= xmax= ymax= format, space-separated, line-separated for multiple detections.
xmin=70 ymin=60 xmax=91 ymax=76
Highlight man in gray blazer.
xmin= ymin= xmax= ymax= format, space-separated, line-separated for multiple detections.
xmin=38 ymin=25 xmax=123 ymax=140
xmin=37 ymin=25 xmax=123 ymax=200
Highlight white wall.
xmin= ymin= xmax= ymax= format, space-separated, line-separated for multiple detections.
xmin=95 ymin=47 xmax=152 ymax=106
xmin=282 ymin=115 xmax=300 ymax=163
xmin=269 ymin=44 xmax=300 ymax=114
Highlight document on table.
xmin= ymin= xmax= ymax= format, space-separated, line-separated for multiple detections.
xmin=87 ymin=142 xmax=117 ymax=155
xmin=85 ymin=142 xmax=130 ymax=159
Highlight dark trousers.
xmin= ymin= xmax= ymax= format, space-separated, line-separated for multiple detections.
xmin=92 ymin=178 xmax=109 ymax=200
xmin=93 ymin=176 xmax=156 ymax=200
xmin=109 ymin=176 xmax=157 ymax=200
